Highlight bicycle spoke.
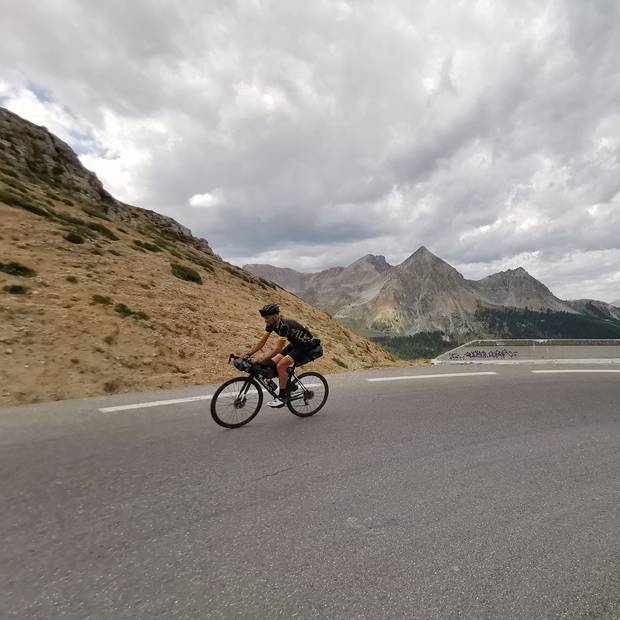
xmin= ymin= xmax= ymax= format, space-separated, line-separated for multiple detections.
xmin=211 ymin=377 xmax=263 ymax=428
xmin=287 ymin=372 xmax=328 ymax=417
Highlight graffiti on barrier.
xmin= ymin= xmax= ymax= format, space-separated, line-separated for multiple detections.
xmin=448 ymin=349 xmax=519 ymax=360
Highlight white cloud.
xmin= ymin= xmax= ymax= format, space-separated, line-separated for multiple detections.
xmin=188 ymin=191 xmax=222 ymax=208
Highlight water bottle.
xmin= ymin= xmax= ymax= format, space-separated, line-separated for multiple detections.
xmin=266 ymin=379 xmax=277 ymax=391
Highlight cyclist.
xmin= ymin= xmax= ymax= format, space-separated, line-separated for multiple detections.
xmin=246 ymin=303 xmax=316 ymax=408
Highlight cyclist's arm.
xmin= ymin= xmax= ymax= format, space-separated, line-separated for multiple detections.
xmin=246 ymin=333 xmax=269 ymax=357
xmin=260 ymin=336 xmax=287 ymax=362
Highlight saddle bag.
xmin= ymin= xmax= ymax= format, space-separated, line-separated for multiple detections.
xmin=297 ymin=339 xmax=323 ymax=365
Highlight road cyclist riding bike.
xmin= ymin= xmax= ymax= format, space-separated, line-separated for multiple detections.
xmin=210 ymin=303 xmax=329 ymax=428
xmin=249 ymin=303 xmax=319 ymax=407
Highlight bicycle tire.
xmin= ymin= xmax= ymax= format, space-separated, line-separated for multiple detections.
xmin=211 ymin=377 xmax=263 ymax=428
xmin=287 ymin=371 xmax=329 ymax=417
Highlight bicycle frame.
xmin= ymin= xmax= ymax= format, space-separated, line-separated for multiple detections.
xmin=244 ymin=368 xmax=307 ymax=403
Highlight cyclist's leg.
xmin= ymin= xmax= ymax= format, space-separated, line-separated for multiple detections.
xmin=265 ymin=350 xmax=293 ymax=408
xmin=271 ymin=352 xmax=285 ymax=389
xmin=275 ymin=355 xmax=294 ymax=394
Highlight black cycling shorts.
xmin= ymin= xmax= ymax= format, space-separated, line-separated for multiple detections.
xmin=281 ymin=342 xmax=315 ymax=363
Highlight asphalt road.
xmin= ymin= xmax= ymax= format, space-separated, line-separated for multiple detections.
xmin=2 ymin=364 xmax=619 ymax=619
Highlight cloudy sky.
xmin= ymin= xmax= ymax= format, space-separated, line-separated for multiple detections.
xmin=1 ymin=0 xmax=619 ymax=302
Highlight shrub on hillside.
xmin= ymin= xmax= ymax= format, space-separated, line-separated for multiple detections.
xmin=82 ymin=206 xmax=111 ymax=221
xmin=0 ymin=261 xmax=36 ymax=277
xmin=134 ymin=239 xmax=162 ymax=252
xmin=92 ymin=294 xmax=112 ymax=305
xmin=171 ymin=263 xmax=202 ymax=284
xmin=64 ymin=232 xmax=85 ymax=244
xmin=114 ymin=303 xmax=149 ymax=320
xmin=185 ymin=252 xmax=215 ymax=272
xmin=87 ymin=221 xmax=119 ymax=240
xmin=0 ymin=189 xmax=50 ymax=218
xmin=51 ymin=211 xmax=86 ymax=227
xmin=3 ymin=284 xmax=29 ymax=294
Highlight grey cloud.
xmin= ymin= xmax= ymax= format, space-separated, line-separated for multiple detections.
xmin=1 ymin=0 xmax=619 ymax=300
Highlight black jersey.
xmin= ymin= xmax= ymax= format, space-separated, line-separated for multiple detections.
xmin=265 ymin=318 xmax=314 ymax=345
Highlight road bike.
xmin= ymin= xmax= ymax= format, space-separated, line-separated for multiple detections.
xmin=210 ymin=352 xmax=329 ymax=428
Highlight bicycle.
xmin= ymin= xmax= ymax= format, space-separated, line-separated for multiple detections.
xmin=210 ymin=351 xmax=329 ymax=428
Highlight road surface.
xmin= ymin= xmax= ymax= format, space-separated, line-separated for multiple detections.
xmin=2 ymin=364 xmax=619 ymax=618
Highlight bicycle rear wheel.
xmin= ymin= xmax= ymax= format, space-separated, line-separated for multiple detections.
xmin=211 ymin=377 xmax=263 ymax=428
xmin=287 ymin=371 xmax=329 ymax=417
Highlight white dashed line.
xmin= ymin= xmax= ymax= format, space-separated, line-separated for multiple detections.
xmin=367 ymin=372 xmax=497 ymax=382
xmin=531 ymin=369 xmax=620 ymax=374
xmin=99 ymin=394 xmax=213 ymax=413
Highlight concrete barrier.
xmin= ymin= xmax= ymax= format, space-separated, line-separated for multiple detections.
xmin=433 ymin=339 xmax=620 ymax=364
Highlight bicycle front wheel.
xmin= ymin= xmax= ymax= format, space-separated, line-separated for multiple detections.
xmin=211 ymin=377 xmax=263 ymax=428
xmin=287 ymin=371 xmax=329 ymax=417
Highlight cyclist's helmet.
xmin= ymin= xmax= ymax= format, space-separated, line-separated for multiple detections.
xmin=259 ymin=303 xmax=280 ymax=316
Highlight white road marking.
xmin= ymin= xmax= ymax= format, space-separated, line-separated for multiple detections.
xmin=434 ymin=359 xmax=620 ymax=365
xmin=99 ymin=382 xmax=323 ymax=413
xmin=531 ymin=369 xmax=620 ymax=374
xmin=99 ymin=394 xmax=213 ymax=413
xmin=367 ymin=372 xmax=497 ymax=382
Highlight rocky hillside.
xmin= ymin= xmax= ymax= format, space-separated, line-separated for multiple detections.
xmin=565 ymin=299 xmax=620 ymax=322
xmin=0 ymin=107 xmax=407 ymax=406
xmin=473 ymin=267 xmax=574 ymax=313
xmin=245 ymin=248 xmax=618 ymax=337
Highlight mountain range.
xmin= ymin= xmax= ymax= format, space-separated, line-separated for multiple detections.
xmin=245 ymin=251 xmax=620 ymax=337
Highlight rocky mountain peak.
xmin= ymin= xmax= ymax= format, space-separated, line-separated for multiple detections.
xmin=396 ymin=246 xmax=464 ymax=281
xmin=482 ymin=266 xmax=548 ymax=289
xmin=402 ymin=246 xmax=447 ymax=265
xmin=346 ymin=254 xmax=392 ymax=274
xmin=475 ymin=265 xmax=575 ymax=313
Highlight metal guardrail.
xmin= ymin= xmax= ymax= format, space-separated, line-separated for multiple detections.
xmin=433 ymin=339 xmax=620 ymax=364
